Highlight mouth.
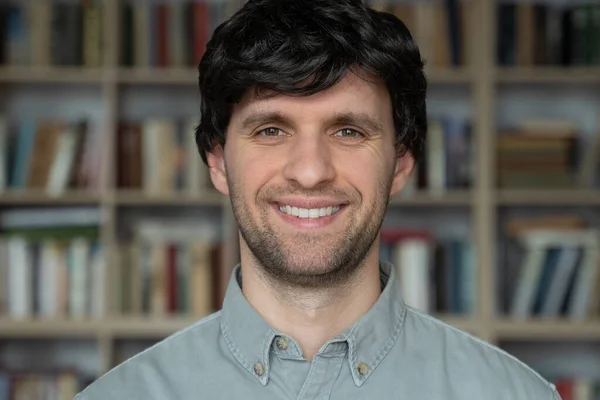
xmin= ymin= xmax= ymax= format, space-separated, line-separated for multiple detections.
xmin=271 ymin=202 xmax=347 ymax=229
xmin=276 ymin=204 xmax=342 ymax=219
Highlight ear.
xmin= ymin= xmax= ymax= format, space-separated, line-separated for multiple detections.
xmin=389 ymin=150 xmax=415 ymax=197
xmin=206 ymin=144 xmax=230 ymax=196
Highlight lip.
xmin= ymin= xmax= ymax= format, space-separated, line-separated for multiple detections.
xmin=272 ymin=203 xmax=346 ymax=230
xmin=273 ymin=197 xmax=348 ymax=209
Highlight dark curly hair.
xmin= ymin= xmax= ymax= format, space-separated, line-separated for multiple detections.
xmin=196 ymin=0 xmax=427 ymax=166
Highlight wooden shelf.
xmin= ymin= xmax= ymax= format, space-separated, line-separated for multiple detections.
xmin=426 ymin=68 xmax=474 ymax=84
xmin=117 ymin=68 xmax=198 ymax=85
xmin=390 ymin=190 xmax=472 ymax=206
xmin=495 ymin=67 xmax=600 ymax=84
xmin=0 ymin=316 xmax=205 ymax=339
xmin=0 ymin=318 xmax=104 ymax=339
xmin=107 ymin=316 xmax=203 ymax=338
xmin=0 ymin=67 xmax=107 ymax=84
xmin=434 ymin=315 xmax=480 ymax=334
xmin=497 ymin=189 xmax=600 ymax=206
xmin=495 ymin=319 xmax=600 ymax=341
xmin=114 ymin=190 xmax=225 ymax=206
xmin=0 ymin=191 xmax=102 ymax=206
xmin=2 ymin=316 xmax=598 ymax=346
xmin=0 ymin=66 xmax=198 ymax=85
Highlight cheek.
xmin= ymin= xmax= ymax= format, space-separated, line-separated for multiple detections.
xmin=231 ymin=145 xmax=283 ymax=197
xmin=336 ymin=151 xmax=386 ymax=198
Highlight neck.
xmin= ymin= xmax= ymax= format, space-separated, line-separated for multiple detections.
xmin=239 ymin=241 xmax=382 ymax=361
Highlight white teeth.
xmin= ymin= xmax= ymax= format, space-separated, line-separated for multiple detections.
xmin=279 ymin=204 xmax=342 ymax=218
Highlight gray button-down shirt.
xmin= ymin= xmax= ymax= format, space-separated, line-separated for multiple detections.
xmin=76 ymin=262 xmax=561 ymax=399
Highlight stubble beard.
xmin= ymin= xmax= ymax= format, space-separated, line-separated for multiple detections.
xmin=227 ymin=169 xmax=393 ymax=290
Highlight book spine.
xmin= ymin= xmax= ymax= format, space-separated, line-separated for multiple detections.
xmin=445 ymin=0 xmax=461 ymax=66
xmin=157 ymin=4 xmax=168 ymax=67
xmin=121 ymin=3 xmax=134 ymax=67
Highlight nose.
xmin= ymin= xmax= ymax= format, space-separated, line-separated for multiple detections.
xmin=282 ymin=133 xmax=336 ymax=189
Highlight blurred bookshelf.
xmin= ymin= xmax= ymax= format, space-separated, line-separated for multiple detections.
xmin=0 ymin=0 xmax=600 ymax=397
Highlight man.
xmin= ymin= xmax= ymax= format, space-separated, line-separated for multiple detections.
xmin=77 ymin=0 xmax=561 ymax=399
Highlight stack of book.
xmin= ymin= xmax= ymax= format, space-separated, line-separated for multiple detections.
xmin=367 ymin=0 xmax=472 ymax=68
xmin=118 ymin=220 xmax=223 ymax=318
xmin=496 ymin=120 xmax=580 ymax=189
xmin=379 ymin=228 xmax=476 ymax=315
xmin=120 ymin=0 xmax=245 ymax=68
xmin=497 ymin=2 xmax=600 ymax=67
xmin=0 ymin=207 xmax=104 ymax=320
xmin=0 ymin=117 xmax=102 ymax=196
xmin=503 ymin=216 xmax=600 ymax=321
xmin=0 ymin=1 xmax=104 ymax=67
xmin=401 ymin=116 xmax=474 ymax=196
xmin=0 ymin=369 xmax=90 ymax=400
xmin=116 ymin=118 xmax=210 ymax=194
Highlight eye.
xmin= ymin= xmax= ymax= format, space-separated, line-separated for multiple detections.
xmin=256 ymin=127 xmax=286 ymax=137
xmin=334 ymin=128 xmax=364 ymax=139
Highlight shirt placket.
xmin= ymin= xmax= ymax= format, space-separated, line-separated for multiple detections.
xmin=296 ymin=352 xmax=346 ymax=400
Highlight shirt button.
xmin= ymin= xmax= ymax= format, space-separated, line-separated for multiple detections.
xmin=276 ymin=337 xmax=288 ymax=350
xmin=254 ymin=363 xmax=265 ymax=377
xmin=357 ymin=362 xmax=369 ymax=376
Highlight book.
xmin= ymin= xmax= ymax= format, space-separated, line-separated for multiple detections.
xmin=0 ymin=369 xmax=83 ymax=400
xmin=380 ymin=228 xmax=475 ymax=315
xmin=406 ymin=116 xmax=473 ymax=193
xmin=117 ymin=118 xmax=211 ymax=194
xmin=0 ymin=219 xmax=104 ymax=319
xmin=496 ymin=120 xmax=581 ymax=189
xmin=509 ymin=228 xmax=600 ymax=320
xmin=497 ymin=3 xmax=600 ymax=67
xmin=0 ymin=117 xmax=99 ymax=195
xmin=0 ymin=2 xmax=103 ymax=67
xmin=119 ymin=219 xmax=223 ymax=317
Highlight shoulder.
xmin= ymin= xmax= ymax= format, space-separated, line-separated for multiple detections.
xmin=75 ymin=311 xmax=223 ymax=400
xmin=402 ymin=307 xmax=560 ymax=399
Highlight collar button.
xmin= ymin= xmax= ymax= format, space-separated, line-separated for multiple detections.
xmin=276 ymin=337 xmax=289 ymax=350
xmin=357 ymin=362 xmax=369 ymax=376
xmin=254 ymin=362 xmax=265 ymax=377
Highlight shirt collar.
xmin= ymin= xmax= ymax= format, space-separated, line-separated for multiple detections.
xmin=220 ymin=266 xmax=277 ymax=386
xmin=220 ymin=261 xmax=407 ymax=387
xmin=343 ymin=261 xmax=407 ymax=386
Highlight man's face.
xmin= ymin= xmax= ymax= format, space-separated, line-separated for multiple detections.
xmin=208 ymin=71 xmax=413 ymax=288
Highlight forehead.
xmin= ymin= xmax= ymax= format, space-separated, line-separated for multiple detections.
xmin=231 ymin=71 xmax=392 ymax=124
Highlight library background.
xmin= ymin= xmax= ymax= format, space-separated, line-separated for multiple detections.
xmin=0 ymin=0 xmax=600 ymax=398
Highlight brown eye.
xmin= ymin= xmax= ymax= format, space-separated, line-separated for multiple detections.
xmin=257 ymin=127 xmax=285 ymax=137
xmin=334 ymin=128 xmax=364 ymax=138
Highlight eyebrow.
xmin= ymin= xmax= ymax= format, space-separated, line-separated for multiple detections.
xmin=240 ymin=111 xmax=290 ymax=130
xmin=330 ymin=111 xmax=384 ymax=134
xmin=240 ymin=110 xmax=384 ymax=133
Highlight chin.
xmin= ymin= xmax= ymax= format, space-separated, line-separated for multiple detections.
xmin=282 ymin=261 xmax=339 ymax=277
xmin=257 ymin=251 xmax=364 ymax=289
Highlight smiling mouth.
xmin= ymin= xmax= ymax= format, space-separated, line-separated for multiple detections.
xmin=277 ymin=204 xmax=342 ymax=219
